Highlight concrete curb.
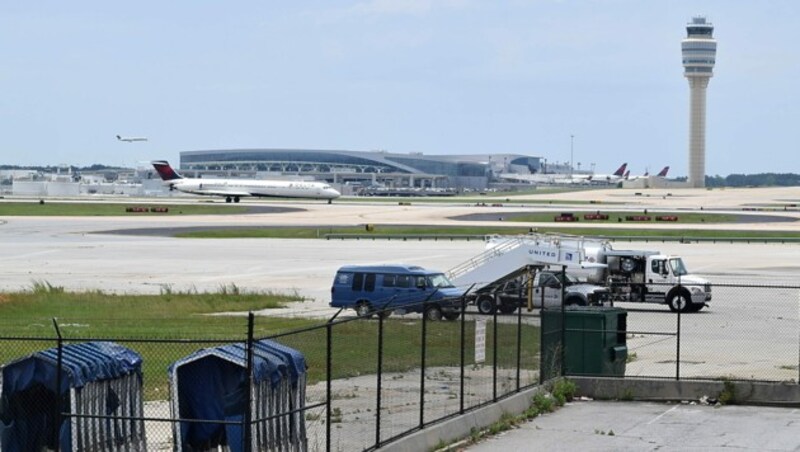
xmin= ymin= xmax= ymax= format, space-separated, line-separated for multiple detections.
xmin=380 ymin=377 xmax=800 ymax=450
xmin=380 ymin=385 xmax=547 ymax=452
xmin=571 ymin=377 xmax=800 ymax=406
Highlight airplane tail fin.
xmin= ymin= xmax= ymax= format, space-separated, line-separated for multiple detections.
xmin=624 ymin=170 xmax=630 ymax=180
xmin=116 ymin=135 xmax=122 ymax=140
xmin=657 ymin=166 xmax=670 ymax=177
xmin=151 ymin=160 xmax=183 ymax=181
xmin=614 ymin=163 xmax=628 ymax=177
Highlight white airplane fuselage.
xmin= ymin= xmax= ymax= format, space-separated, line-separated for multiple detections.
xmin=171 ymin=178 xmax=341 ymax=200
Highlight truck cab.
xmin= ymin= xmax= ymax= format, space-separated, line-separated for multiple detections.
xmin=604 ymin=252 xmax=712 ymax=312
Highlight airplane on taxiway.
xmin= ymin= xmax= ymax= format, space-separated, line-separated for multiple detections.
xmin=151 ymin=160 xmax=341 ymax=204
xmin=116 ymin=135 xmax=148 ymax=142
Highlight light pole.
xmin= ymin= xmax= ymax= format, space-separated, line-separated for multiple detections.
xmin=570 ymin=134 xmax=575 ymax=177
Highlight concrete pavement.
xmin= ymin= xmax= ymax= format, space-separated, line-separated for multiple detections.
xmin=466 ymin=400 xmax=800 ymax=452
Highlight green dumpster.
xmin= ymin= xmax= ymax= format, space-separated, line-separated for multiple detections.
xmin=541 ymin=306 xmax=627 ymax=379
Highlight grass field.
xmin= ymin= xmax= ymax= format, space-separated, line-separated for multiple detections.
xmin=0 ymin=285 xmax=538 ymax=400
xmin=174 ymin=223 xmax=800 ymax=240
xmin=0 ymin=201 xmax=247 ymax=216
xmin=502 ymin=211 xmax=736 ymax=223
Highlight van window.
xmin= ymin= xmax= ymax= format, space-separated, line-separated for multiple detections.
xmin=336 ymin=272 xmax=352 ymax=285
xmin=415 ymin=276 xmax=427 ymax=288
xmin=396 ymin=275 xmax=411 ymax=288
xmin=383 ymin=274 xmax=396 ymax=287
xmin=365 ymin=273 xmax=376 ymax=292
xmin=352 ymin=273 xmax=364 ymax=291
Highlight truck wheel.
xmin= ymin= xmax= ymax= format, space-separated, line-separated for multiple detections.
xmin=565 ymin=296 xmax=585 ymax=306
xmin=499 ymin=304 xmax=518 ymax=314
xmin=355 ymin=301 xmax=373 ymax=318
xmin=477 ymin=295 xmax=496 ymax=315
xmin=667 ymin=290 xmax=691 ymax=313
xmin=425 ymin=305 xmax=444 ymax=321
xmin=686 ymin=303 xmax=705 ymax=313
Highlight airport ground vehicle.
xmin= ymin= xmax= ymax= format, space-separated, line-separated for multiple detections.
xmin=472 ymin=267 xmax=611 ymax=314
xmin=330 ymin=264 xmax=465 ymax=320
xmin=449 ymin=234 xmax=711 ymax=313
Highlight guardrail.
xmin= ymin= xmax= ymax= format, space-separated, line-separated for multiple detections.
xmin=325 ymin=233 xmax=800 ymax=244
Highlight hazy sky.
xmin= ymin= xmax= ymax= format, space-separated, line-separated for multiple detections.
xmin=2 ymin=1 xmax=798 ymax=176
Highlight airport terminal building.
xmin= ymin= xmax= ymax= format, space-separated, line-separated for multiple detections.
xmin=179 ymin=149 xmax=547 ymax=192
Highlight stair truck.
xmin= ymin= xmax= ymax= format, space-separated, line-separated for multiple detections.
xmin=448 ymin=234 xmax=711 ymax=313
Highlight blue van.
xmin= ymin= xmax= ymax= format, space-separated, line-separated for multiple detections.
xmin=330 ymin=264 xmax=465 ymax=320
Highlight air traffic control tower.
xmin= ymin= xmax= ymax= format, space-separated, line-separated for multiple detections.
xmin=682 ymin=16 xmax=717 ymax=188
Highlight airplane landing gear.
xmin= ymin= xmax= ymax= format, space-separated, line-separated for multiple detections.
xmin=225 ymin=196 xmax=232 ymax=203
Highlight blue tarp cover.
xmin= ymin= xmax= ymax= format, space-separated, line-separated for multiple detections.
xmin=170 ymin=339 xmax=306 ymax=451
xmin=0 ymin=341 xmax=142 ymax=452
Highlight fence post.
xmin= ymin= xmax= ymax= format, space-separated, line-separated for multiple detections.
xmin=459 ymin=294 xmax=466 ymax=414
xmin=561 ymin=265 xmax=567 ymax=377
xmin=244 ymin=312 xmax=254 ymax=452
xmin=676 ymin=278 xmax=681 ymax=381
xmin=516 ymin=300 xmax=522 ymax=391
xmin=492 ymin=304 xmax=498 ymax=401
xmin=52 ymin=318 xmax=63 ymax=452
xmin=326 ymin=309 xmax=342 ymax=452
xmin=326 ymin=319 xmax=332 ymax=452
xmin=376 ymin=311 xmax=385 ymax=448
xmin=420 ymin=301 xmax=428 ymax=428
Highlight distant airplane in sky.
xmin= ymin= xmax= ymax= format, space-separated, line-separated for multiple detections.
xmin=151 ymin=160 xmax=341 ymax=203
xmin=116 ymin=135 xmax=148 ymax=142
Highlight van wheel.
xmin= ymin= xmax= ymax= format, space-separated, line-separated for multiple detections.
xmin=377 ymin=309 xmax=392 ymax=319
xmin=667 ymin=290 xmax=691 ymax=313
xmin=425 ymin=305 xmax=443 ymax=321
xmin=355 ymin=301 xmax=373 ymax=318
xmin=477 ymin=295 xmax=496 ymax=315
xmin=443 ymin=311 xmax=460 ymax=321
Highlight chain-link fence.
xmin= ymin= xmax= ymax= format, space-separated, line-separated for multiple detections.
xmin=1 ymin=282 xmax=798 ymax=451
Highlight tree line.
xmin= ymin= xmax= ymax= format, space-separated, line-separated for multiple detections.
xmin=705 ymin=173 xmax=800 ymax=187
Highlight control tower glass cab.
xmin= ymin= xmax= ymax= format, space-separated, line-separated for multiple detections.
xmin=682 ymin=16 xmax=716 ymax=79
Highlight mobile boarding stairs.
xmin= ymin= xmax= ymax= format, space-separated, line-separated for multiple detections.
xmin=446 ymin=234 xmax=606 ymax=293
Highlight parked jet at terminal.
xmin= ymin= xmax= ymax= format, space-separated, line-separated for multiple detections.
xmin=625 ymin=166 xmax=670 ymax=181
xmin=151 ymin=160 xmax=341 ymax=203
xmin=587 ymin=163 xmax=628 ymax=184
